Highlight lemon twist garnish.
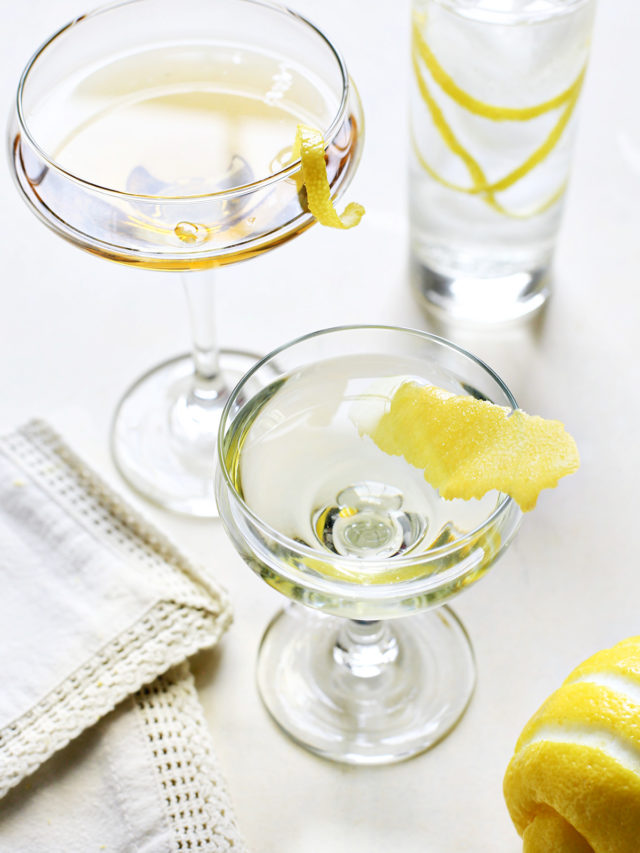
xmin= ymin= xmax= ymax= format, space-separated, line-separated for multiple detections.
xmin=504 ymin=636 xmax=640 ymax=852
xmin=293 ymin=124 xmax=365 ymax=229
xmin=411 ymin=11 xmax=587 ymax=219
xmin=366 ymin=382 xmax=579 ymax=512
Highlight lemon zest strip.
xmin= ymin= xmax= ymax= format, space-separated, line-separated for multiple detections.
xmin=293 ymin=124 xmax=364 ymax=230
xmin=411 ymin=46 xmax=581 ymax=208
xmin=411 ymin=11 xmax=586 ymax=219
xmin=410 ymin=126 xmax=567 ymax=219
xmin=412 ymin=13 xmax=586 ymax=122
xmin=411 ymin=49 xmax=577 ymax=217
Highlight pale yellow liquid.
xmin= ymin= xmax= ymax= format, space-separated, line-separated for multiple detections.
xmin=224 ymin=354 xmax=503 ymax=586
xmin=48 ymin=47 xmax=311 ymax=195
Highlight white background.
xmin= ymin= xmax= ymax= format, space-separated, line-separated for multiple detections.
xmin=2 ymin=0 xmax=639 ymax=850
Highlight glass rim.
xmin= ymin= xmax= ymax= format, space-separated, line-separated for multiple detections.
xmin=425 ymin=0 xmax=593 ymax=22
xmin=14 ymin=0 xmax=352 ymax=202
xmin=217 ymin=323 xmax=521 ymax=590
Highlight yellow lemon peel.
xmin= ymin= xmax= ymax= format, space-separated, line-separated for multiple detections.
xmin=504 ymin=636 xmax=640 ymax=853
xmin=294 ymin=124 xmax=364 ymax=229
xmin=367 ymin=382 xmax=579 ymax=512
xmin=411 ymin=11 xmax=587 ymax=219
xmin=412 ymin=13 xmax=585 ymax=123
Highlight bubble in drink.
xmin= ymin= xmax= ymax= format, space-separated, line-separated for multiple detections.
xmin=174 ymin=221 xmax=209 ymax=244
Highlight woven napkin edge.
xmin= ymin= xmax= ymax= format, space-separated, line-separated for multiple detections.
xmin=135 ymin=661 xmax=248 ymax=852
xmin=0 ymin=419 xmax=233 ymax=799
xmin=10 ymin=418 xmax=231 ymax=608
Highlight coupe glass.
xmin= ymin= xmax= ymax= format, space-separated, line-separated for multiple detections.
xmin=216 ymin=325 xmax=522 ymax=764
xmin=8 ymin=0 xmax=363 ymax=516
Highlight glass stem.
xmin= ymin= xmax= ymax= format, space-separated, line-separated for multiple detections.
xmin=333 ymin=619 xmax=399 ymax=679
xmin=182 ymin=269 xmax=227 ymax=403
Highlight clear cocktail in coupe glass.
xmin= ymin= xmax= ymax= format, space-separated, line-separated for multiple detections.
xmin=9 ymin=0 xmax=363 ymax=516
xmin=216 ymin=325 xmax=522 ymax=763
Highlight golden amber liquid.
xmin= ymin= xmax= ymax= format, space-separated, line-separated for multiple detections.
xmin=15 ymin=44 xmax=358 ymax=270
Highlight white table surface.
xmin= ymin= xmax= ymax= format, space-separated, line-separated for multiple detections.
xmin=2 ymin=1 xmax=639 ymax=851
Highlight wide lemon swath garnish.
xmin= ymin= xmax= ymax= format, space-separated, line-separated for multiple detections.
xmin=367 ymin=382 xmax=579 ymax=511
xmin=504 ymin=636 xmax=640 ymax=852
xmin=294 ymin=124 xmax=364 ymax=229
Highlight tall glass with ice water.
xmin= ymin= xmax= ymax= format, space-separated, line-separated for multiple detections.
xmin=409 ymin=0 xmax=596 ymax=324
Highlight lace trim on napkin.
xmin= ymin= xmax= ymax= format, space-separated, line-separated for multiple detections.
xmin=0 ymin=420 xmax=232 ymax=799
xmin=136 ymin=663 xmax=246 ymax=852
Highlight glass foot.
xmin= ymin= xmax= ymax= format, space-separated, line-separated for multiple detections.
xmin=411 ymin=254 xmax=549 ymax=325
xmin=257 ymin=604 xmax=476 ymax=764
xmin=111 ymin=349 xmax=262 ymax=517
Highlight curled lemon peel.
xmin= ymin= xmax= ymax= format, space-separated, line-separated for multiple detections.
xmin=293 ymin=124 xmax=365 ymax=230
xmin=412 ymin=14 xmax=585 ymax=122
xmin=366 ymin=382 xmax=579 ymax=512
xmin=411 ymin=11 xmax=587 ymax=219
xmin=504 ymin=636 xmax=640 ymax=853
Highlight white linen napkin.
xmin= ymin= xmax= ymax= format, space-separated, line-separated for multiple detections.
xmin=0 ymin=420 xmax=244 ymax=851
xmin=0 ymin=662 xmax=245 ymax=853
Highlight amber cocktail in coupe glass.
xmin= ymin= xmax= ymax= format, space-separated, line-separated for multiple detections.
xmin=9 ymin=0 xmax=363 ymax=516
xmin=216 ymin=325 xmax=522 ymax=764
